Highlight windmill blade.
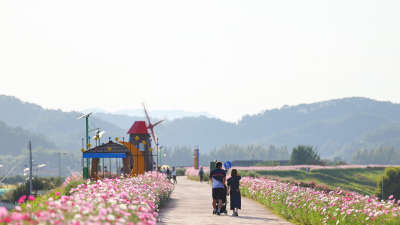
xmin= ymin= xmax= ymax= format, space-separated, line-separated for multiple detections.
xmin=142 ymin=102 xmax=152 ymax=125
xmin=152 ymin=131 xmax=161 ymax=152
xmin=150 ymin=129 xmax=160 ymax=151
xmin=152 ymin=117 xmax=167 ymax=127
xmin=150 ymin=129 xmax=157 ymax=145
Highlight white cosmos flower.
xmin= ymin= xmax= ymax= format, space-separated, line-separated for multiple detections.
xmin=107 ymin=214 xmax=116 ymax=220
xmin=119 ymin=204 xmax=127 ymax=210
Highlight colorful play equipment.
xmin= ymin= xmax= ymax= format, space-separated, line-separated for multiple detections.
xmin=78 ymin=104 xmax=166 ymax=180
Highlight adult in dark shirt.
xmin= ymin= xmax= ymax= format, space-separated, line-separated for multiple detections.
xmin=210 ymin=161 xmax=226 ymax=215
xmin=227 ymin=168 xmax=241 ymax=216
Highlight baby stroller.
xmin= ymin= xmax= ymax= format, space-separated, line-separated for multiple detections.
xmin=213 ymin=185 xmax=228 ymax=215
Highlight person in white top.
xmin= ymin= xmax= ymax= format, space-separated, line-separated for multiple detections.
xmin=172 ymin=167 xmax=177 ymax=184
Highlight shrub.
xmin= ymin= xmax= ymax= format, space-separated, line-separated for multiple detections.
xmin=289 ymin=145 xmax=320 ymax=165
xmin=375 ymin=166 xmax=400 ymax=200
xmin=314 ymin=183 xmax=330 ymax=191
xmin=176 ymin=168 xmax=186 ymax=176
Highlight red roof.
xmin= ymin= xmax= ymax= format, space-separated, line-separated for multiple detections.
xmin=127 ymin=121 xmax=149 ymax=134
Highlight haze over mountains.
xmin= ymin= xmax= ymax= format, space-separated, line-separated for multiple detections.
xmin=81 ymin=108 xmax=217 ymax=122
xmin=1 ymin=95 xmax=400 ymax=162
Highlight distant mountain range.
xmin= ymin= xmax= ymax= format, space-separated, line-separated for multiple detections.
xmin=1 ymin=95 xmax=400 ymax=162
xmin=81 ymin=108 xmax=217 ymax=121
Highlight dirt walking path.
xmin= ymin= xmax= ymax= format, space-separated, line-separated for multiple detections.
xmin=157 ymin=176 xmax=294 ymax=225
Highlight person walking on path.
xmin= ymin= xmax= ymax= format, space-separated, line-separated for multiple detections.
xmin=172 ymin=167 xmax=177 ymax=184
xmin=210 ymin=161 xmax=226 ymax=215
xmin=227 ymin=169 xmax=241 ymax=216
xmin=199 ymin=167 xmax=204 ymax=183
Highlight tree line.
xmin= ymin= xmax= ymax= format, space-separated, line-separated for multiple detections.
xmin=159 ymin=144 xmax=290 ymax=167
xmin=351 ymin=146 xmax=400 ymax=165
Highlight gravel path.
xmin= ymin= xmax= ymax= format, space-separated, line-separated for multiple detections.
xmin=157 ymin=176 xmax=294 ymax=225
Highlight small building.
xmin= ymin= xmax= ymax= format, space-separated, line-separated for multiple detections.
xmin=83 ymin=140 xmax=146 ymax=179
xmin=310 ymin=160 xmax=325 ymax=166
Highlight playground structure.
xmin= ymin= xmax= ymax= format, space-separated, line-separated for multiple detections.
xmin=78 ymin=104 xmax=165 ymax=180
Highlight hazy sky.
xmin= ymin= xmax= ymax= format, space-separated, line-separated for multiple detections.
xmin=1 ymin=0 xmax=399 ymax=122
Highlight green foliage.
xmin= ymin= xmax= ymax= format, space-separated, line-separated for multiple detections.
xmin=175 ymin=168 xmax=186 ymax=176
xmin=0 ymin=174 xmax=25 ymax=184
xmin=254 ymin=161 xmax=281 ymax=167
xmin=1 ymin=176 xmax=62 ymax=202
xmin=187 ymin=173 xmax=210 ymax=182
xmin=289 ymin=145 xmax=320 ymax=165
xmin=20 ymin=179 xmax=91 ymax=213
xmin=64 ymin=179 xmax=86 ymax=196
xmin=375 ymin=167 xmax=400 ymax=200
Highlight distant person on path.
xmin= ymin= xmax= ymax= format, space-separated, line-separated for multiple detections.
xmin=227 ymin=169 xmax=241 ymax=216
xmin=210 ymin=161 xmax=226 ymax=215
xmin=199 ymin=167 xmax=205 ymax=183
xmin=163 ymin=167 xmax=167 ymax=174
xmin=104 ymin=166 xmax=108 ymax=173
xmin=172 ymin=167 xmax=177 ymax=184
xmin=166 ymin=167 xmax=170 ymax=178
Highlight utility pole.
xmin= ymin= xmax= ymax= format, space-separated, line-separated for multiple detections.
xmin=382 ymin=165 xmax=384 ymax=200
xmin=29 ymin=141 xmax=33 ymax=196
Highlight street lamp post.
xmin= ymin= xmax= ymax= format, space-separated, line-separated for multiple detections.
xmin=29 ymin=141 xmax=33 ymax=196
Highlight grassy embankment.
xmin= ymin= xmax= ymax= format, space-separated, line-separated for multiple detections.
xmin=240 ymin=167 xmax=383 ymax=196
xmin=18 ymin=177 xmax=86 ymax=213
xmin=176 ymin=168 xmax=186 ymax=176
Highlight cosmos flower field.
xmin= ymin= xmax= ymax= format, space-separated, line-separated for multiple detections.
xmin=241 ymin=176 xmax=400 ymax=225
xmin=0 ymin=172 xmax=173 ymax=225
xmin=186 ymin=167 xmax=400 ymax=224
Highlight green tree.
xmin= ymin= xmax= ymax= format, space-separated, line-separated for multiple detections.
xmin=289 ymin=145 xmax=320 ymax=165
xmin=375 ymin=167 xmax=400 ymax=200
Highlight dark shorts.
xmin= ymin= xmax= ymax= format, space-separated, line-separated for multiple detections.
xmin=212 ymin=188 xmax=225 ymax=200
xmin=173 ymin=175 xmax=176 ymax=180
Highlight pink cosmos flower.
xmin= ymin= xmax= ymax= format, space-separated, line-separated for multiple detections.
xmin=0 ymin=207 xmax=8 ymax=218
xmin=17 ymin=196 xmax=26 ymax=204
xmin=28 ymin=195 xmax=35 ymax=201
xmin=55 ymin=192 xmax=60 ymax=196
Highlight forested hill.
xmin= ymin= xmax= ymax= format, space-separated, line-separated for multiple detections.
xmin=1 ymin=95 xmax=400 ymax=161
xmin=0 ymin=121 xmax=57 ymax=156
xmin=0 ymin=95 xmax=128 ymax=151
xmin=154 ymin=97 xmax=400 ymax=159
